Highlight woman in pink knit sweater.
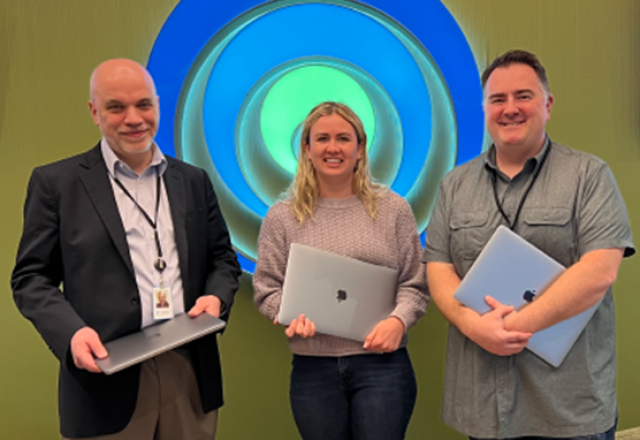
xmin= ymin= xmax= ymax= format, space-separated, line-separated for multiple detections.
xmin=253 ymin=101 xmax=429 ymax=440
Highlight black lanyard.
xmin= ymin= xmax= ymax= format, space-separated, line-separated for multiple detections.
xmin=112 ymin=171 xmax=167 ymax=273
xmin=490 ymin=144 xmax=551 ymax=231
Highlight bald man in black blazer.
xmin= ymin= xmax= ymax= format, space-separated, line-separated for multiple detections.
xmin=12 ymin=59 xmax=241 ymax=439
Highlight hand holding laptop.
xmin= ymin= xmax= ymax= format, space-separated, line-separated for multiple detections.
xmin=95 ymin=313 xmax=226 ymax=375
xmin=453 ymin=226 xmax=601 ymax=367
xmin=188 ymin=295 xmax=222 ymax=318
xmin=465 ymin=296 xmax=532 ymax=356
xmin=70 ymin=326 xmax=108 ymax=373
xmin=73 ymin=296 xmax=224 ymax=375
xmin=277 ymin=244 xmax=398 ymax=342
xmin=363 ymin=316 xmax=405 ymax=353
xmin=282 ymin=314 xmax=317 ymax=339
xmin=279 ymin=312 xmax=404 ymax=353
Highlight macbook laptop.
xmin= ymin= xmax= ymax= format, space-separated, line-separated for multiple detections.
xmin=278 ymin=243 xmax=398 ymax=342
xmin=96 ymin=312 xmax=226 ymax=375
xmin=454 ymin=225 xmax=601 ymax=367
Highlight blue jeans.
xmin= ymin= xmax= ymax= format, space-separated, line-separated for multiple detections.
xmin=289 ymin=348 xmax=417 ymax=440
xmin=469 ymin=420 xmax=617 ymax=440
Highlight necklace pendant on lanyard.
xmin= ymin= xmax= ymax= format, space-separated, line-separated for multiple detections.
xmin=154 ymin=258 xmax=167 ymax=272
xmin=112 ymin=170 xmax=166 ymax=274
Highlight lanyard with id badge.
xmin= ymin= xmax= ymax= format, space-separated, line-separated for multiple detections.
xmin=112 ymin=171 xmax=174 ymax=321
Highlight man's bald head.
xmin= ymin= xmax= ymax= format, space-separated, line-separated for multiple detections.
xmin=90 ymin=59 xmax=156 ymax=102
xmin=88 ymin=59 xmax=160 ymax=173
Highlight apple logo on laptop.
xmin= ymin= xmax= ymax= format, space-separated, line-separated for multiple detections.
xmin=336 ymin=289 xmax=347 ymax=303
xmin=523 ymin=290 xmax=537 ymax=303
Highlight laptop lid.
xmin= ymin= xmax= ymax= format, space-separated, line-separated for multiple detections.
xmin=453 ymin=225 xmax=601 ymax=367
xmin=95 ymin=312 xmax=226 ymax=375
xmin=277 ymin=243 xmax=398 ymax=342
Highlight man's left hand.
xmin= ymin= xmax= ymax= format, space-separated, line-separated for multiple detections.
xmin=485 ymin=295 xmax=520 ymax=331
xmin=188 ymin=295 xmax=222 ymax=318
xmin=363 ymin=316 xmax=405 ymax=353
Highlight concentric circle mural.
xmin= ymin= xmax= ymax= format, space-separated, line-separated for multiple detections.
xmin=148 ymin=0 xmax=484 ymax=273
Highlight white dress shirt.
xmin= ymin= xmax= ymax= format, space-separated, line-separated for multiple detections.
xmin=101 ymin=139 xmax=185 ymax=328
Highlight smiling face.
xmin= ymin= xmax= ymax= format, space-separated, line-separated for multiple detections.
xmin=304 ymin=113 xmax=363 ymax=198
xmin=484 ymin=63 xmax=553 ymax=156
xmin=89 ymin=60 xmax=159 ymax=170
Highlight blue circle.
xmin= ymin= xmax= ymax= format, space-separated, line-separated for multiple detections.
xmin=200 ymin=3 xmax=432 ymax=213
xmin=148 ymin=0 xmax=484 ymax=273
xmin=148 ymin=0 xmax=482 ymax=163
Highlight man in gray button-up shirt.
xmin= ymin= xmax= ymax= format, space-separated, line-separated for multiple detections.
xmin=423 ymin=50 xmax=634 ymax=440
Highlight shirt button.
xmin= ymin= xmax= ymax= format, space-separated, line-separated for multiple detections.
xmin=131 ymin=297 xmax=140 ymax=306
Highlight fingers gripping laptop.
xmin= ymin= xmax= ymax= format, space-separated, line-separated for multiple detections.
xmin=278 ymin=243 xmax=398 ymax=342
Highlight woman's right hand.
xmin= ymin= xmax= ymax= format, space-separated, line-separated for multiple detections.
xmin=276 ymin=314 xmax=316 ymax=339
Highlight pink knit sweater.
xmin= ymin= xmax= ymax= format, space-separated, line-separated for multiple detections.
xmin=253 ymin=192 xmax=429 ymax=356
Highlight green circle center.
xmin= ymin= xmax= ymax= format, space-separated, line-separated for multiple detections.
xmin=260 ymin=65 xmax=375 ymax=174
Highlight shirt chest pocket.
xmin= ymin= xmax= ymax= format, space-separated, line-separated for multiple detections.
xmin=449 ymin=211 xmax=492 ymax=261
xmin=521 ymin=207 xmax=575 ymax=265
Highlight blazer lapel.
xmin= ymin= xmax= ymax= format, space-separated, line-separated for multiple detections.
xmin=163 ymin=159 xmax=190 ymax=298
xmin=78 ymin=145 xmax=135 ymax=277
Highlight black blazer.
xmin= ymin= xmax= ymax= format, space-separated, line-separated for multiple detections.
xmin=11 ymin=144 xmax=241 ymax=438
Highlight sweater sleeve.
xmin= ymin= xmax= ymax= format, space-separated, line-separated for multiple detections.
xmin=253 ymin=205 xmax=290 ymax=322
xmin=389 ymin=199 xmax=429 ymax=330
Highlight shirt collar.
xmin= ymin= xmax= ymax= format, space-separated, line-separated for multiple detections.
xmin=484 ymin=136 xmax=551 ymax=175
xmin=100 ymin=138 xmax=167 ymax=177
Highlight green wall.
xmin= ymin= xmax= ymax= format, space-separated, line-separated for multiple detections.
xmin=1 ymin=1 xmax=638 ymax=438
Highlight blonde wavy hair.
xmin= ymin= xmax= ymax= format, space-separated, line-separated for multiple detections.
xmin=288 ymin=101 xmax=385 ymax=223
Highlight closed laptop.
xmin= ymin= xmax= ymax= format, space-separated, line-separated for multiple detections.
xmin=278 ymin=243 xmax=398 ymax=342
xmin=96 ymin=312 xmax=226 ymax=375
xmin=453 ymin=225 xmax=601 ymax=367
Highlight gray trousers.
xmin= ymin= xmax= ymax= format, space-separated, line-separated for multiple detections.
xmin=63 ymin=350 xmax=218 ymax=440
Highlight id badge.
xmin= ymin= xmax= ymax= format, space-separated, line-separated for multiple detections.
xmin=153 ymin=287 xmax=174 ymax=320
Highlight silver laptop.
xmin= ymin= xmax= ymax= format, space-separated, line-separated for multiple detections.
xmin=278 ymin=243 xmax=398 ymax=342
xmin=454 ymin=225 xmax=601 ymax=367
xmin=95 ymin=313 xmax=226 ymax=375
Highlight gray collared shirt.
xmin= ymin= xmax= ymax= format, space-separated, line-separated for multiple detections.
xmin=423 ymin=140 xmax=634 ymax=438
xmin=101 ymin=140 xmax=185 ymax=328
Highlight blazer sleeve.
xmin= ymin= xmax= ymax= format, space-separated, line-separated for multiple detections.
xmin=201 ymin=169 xmax=241 ymax=320
xmin=11 ymin=167 xmax=86 ymax=365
